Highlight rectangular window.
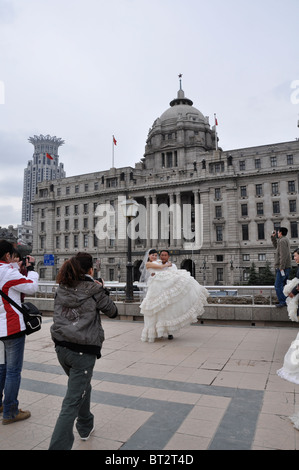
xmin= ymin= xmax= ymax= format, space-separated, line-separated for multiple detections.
xmin=256 ymin=202 xmax=264 ymax=215
xmin=240 ymin=186 xmax=247 ymax=197
xmin=215 ymin=206 xmax=222 ymax=218
xmin=255 ymin=159 xmax=261 ymax=169
xmin=288 ymin=181 xmax=296 ymax=192
xmin=215 ymin=188 xmax=221 ymax=200
xmin=287 ymin=155 xmax=294 ymax=165
xmin=242 ymin=224 xmax=249 ymax=241
xmin=272 ymin=182 xmax=279 ymax=195
xmin=241 ymin=204 xmax=248 ymax=216
xmin=291 ymin=221 xmax=298 ymax=238
xmin=255 ymin=184 xmax=263 ymax=196
xmin=273 ymin=201 xmax=280 ymax=214
xmin=289 ymin=200 xmax=297 ymax=213
xmin=257 ymin=223 xmax=265 ymax=240
xmin=216 ymin=225 xmax=223 ymax=242
xmin=270 ymin=156 xmax=277 ymax=167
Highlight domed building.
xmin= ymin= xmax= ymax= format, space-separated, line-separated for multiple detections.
xmin=143 ymin=84 xmax=216 ymax=172
xmin=31 ymin=83 xmax=299 ymax=287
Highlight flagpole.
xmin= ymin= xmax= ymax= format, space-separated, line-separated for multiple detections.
xmin=214 ymin=114 xmax=218 ymax=151
xmin=112 ymin=136 xmax=114 ymax=168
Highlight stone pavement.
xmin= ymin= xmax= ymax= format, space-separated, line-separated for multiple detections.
xmin=1 ymin=317 xmax=299 ymax=451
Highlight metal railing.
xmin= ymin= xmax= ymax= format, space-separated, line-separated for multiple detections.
xmin=34 ymin=282 xmax=277 ymax=305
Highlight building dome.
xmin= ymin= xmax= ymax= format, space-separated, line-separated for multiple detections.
xmin=143 ymin=83 xmax=215 ymax=166
xmin=159 ymin=89 xmax=207 ymax=124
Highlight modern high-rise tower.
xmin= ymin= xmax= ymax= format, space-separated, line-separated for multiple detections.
xmin=22 ymin=134 xmax=66 ymax=223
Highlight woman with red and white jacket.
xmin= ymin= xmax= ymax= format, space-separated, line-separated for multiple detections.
xmin=0 ymin=240 xmax=39 ymax=425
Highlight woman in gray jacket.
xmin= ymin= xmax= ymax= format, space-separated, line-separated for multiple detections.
xmin=49 ymin=253 xmax=118 ymax=450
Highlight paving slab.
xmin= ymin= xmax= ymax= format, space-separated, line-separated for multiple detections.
xmin=1 ymin=317 xmax=299 ymax=452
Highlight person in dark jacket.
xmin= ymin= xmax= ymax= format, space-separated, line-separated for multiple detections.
xmin=49 ymin=253 xmax=118 ymax=450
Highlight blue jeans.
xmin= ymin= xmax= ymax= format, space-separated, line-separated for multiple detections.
xmin=49 ymin=346 xmax=96 ymax=450
xmin=275 ymin=268 xmax=290 ymax=305
xmin=0 ymin=335 xmax=25 ymax=419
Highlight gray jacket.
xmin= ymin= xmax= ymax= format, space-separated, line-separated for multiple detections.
xmin=271 ymin=235 xmax=292 ymax=270
xmin=51 ymin=277 xmax=117 ymax=358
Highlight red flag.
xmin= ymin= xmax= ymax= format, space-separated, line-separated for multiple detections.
xmin=46 ymin=153 xmax=53 ymax=160
xmin=113 ymin=136 xmax=117 ymax=146
xmin=214 ymin=115 xmax=218 ymax=126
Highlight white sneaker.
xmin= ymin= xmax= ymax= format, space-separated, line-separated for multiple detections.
xmin=79 ymin=426 xmax=95 ymax=441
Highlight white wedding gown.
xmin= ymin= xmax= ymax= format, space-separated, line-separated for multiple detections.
xmin=140 ymin=262 xmax=209 ymax=342
xmin=277 ymin=332 xmax=299 ymax=429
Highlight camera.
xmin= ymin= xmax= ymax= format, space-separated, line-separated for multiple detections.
xmin=22 ymin=256 xmax=35 ymax=268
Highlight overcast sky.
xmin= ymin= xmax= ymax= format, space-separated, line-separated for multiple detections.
xmin=0 ymin=0 xmax=298 ymax=228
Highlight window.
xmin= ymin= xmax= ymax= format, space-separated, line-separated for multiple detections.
xmin=291 ymin=221 xmax=298 ymax=238
xmin=93 ymin=233 xmax=98 ymax=247
xmin=256 ymin=202 xmax=264 ymax=215
xmin=65 ymin=206 xmax=69 ymax=216
xmin=257 ymin=223 xmax=265 ymax=240
xmin=272 ymin=182 xmax=279 ymax=195
xmin=109 ymin=269 xmax=115 ymax=282
xmin=65 ymin=235 xmax=69 ymax=249
xmin=216 ymin=225 xmax=223 ymax=242
xmin=215 ymin=206 xmax=222 ymax=218
xmin=56 ymin=207 xmax=61 ymax=217
xmin=240 ymin=186 xmax=247 ymax=197
xmin=94 ymin=182 xmax=99 ymax=190
xmin=74 ymin=205 xmax=79 ymax=215
xmin=83 ymin=204 xmax=88 ymax=214
xmin=83 ymin=218 xmax=88 ymax=229
xmin=41 ymin=222 xmax=45 ymax=231
xmin=66 ymin=186 xmax=70 ymax=195
xmin=243 ymin=254 xmax=250 ymax=261
xmin=55 ymin=236 xmax=60 ymax=249
xmin=74 ymin=219 xmax=78 ymax=229
xmin=83 ymin=234 xmax=88 ymax=247
xmin=255 ymin=159 xmax=261 ymax=169
xmin=41 ymin=209 xmax=45 ymax=218
xmin=270 ymin=156 xmax=277 ymax=167
xmin=287 ymin=155 xmax=293 ymax=165
xmin=65 ymin=219 xmax=69 ymax=230
xmin=242 ymin=224 xmax=249 ymax=241
xmin=290 ymin=200 xmax=297 ymax=213
xmin=216 ymin=255 xmax=224 ymax=262
xmin=273 ymin=201 xmax=280 ymax=214
xmin=255 ymin=184 xmax=263 ymax=196
xmin=74 ymin=234 xmax=78 ymax=248
xmin=56 ymin=221 xmax=60 ymax=231
xmin=241 ymin=204 xmax=248 ymax=217
xmin=75 ymin=185 xmax=79 ymax=193
xmin=216 ymin=268 xmax=223 ymax=283
xmin=84 ymin=183 xmax=89 ymax=192
xmin=258 ymin=253 xmax=266 ymax=261
xmin=215 ymin=188 xmax=221 ymax=200
xmin=239 ymin=161 xmax=245 ymax=171
xmin=288 ymin=181 xmax=296 ymax=192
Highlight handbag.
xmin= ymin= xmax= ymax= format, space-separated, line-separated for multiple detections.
xmin=0 ymin=289 xmax=42 ymax=335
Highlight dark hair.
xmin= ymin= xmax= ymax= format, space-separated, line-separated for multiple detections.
xmin=293 ymin=248 xmax=299 ymax=255
xmin=0 ymin=240 xmax=14 ymax=260
xmin=75 ymin=252 xmax=93 ymax=272
xmin=12 ymin=249 xmax=21 ymax=260
xmin=56 ymin=253 xmax=93 ymax=287
xmin=148 ymin=249 xmax=157 ymax=255
xmin=160 ymin=249 xmax=170 ymax=255
xmin=278 ymin=227 xmax=288 ymax=236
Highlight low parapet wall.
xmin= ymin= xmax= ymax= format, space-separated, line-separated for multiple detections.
xmin=28 ymin=297 xmax=298 ymax=327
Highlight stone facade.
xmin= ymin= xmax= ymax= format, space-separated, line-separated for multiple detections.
xmin=31 ymin=87 xmax=299 ymax=284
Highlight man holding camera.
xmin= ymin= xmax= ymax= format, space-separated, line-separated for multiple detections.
xmin=271 ymin=227 xmax=292 ymax=307
xmin=0 ymin=240 xmax=38 ymax=424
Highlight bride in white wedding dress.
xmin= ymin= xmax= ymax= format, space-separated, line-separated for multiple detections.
xmin=139 ymin=249 xmax=209 ymax=343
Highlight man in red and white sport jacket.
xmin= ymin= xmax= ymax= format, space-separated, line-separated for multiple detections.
xmin=0 ymin=239 xmax=39 ymax=425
